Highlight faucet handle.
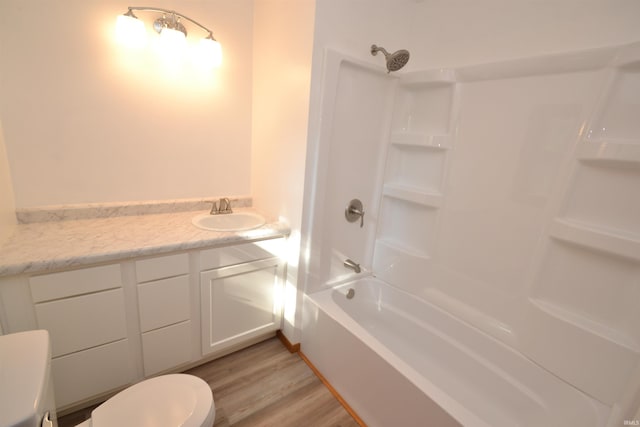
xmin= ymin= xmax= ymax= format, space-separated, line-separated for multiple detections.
xmin=219 ymin=197 xmax=233 ymax=214
xmin=345 ymin=199 xmax=365 ymax=228
xmin=207 ymin=201 xmax=218 ymax=215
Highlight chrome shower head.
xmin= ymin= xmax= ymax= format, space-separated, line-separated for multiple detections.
xmin=371 ymin=44 xmax=410 ymax=73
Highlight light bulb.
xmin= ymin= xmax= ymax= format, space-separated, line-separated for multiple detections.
xmin=196 ymin=38 xmax=223 ymax=70
xmin=115 ymin=14 xmax=146 ymax=48
xmin=159 ymin=27 xmax=187 ymax=55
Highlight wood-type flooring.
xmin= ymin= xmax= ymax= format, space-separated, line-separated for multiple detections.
xmin=58 ymin=337 xmax=360 ymax=427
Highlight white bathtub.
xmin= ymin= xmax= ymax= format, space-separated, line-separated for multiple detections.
xmin=301 ymin=277 xmax=610 ymax=427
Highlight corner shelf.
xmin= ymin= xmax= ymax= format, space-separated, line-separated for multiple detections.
xmin=577 ymin=139 xmax=640 ymax=166
xmin=549 ymin=218 xmax=640 ymax=261
xmin=390 ymin=132 xmax=452 ymax=150
xmin=383 ymin=183 xmax=443 ymax=208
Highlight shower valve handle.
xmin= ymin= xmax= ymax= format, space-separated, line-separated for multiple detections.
xmin=345 ymin=199 xmax=365 ymax=228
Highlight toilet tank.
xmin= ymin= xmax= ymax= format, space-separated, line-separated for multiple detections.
xmin=0 ymin=330 xmax=58 ymax=427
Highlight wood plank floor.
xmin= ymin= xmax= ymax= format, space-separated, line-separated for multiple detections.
xmin=58 ymin=337 xmax=360 ymax=427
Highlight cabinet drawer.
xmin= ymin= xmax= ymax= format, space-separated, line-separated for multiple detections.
xmin=200 ymin=238 xmax=285 ymax=270
xmin=30 ymin=264 xmax=122 ymax=303
xmin=141 ymin=321 xmax=192 ymax=376
xmin=136 ymin=253 xmax=189 ymax=283
xmin=52 ymin=339 xmax=133 ymax=408
xmin=35 ymin=288 xmax=127 ymax=357
xmin=137 ymin=275 xmax=190 ymax=332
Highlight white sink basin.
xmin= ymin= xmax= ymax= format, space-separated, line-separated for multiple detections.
xmin=192 ymin=212 xmax=265 ymax=232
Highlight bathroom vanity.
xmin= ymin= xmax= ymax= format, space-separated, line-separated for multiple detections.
xmin=0 ymin=207 xmax=288 ymax=413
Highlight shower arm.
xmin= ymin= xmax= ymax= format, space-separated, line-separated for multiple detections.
xmin=371 ymin=45 xmax=390 ymax=57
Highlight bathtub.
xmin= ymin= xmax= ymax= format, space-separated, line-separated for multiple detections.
xmin=301 ymin=277 xmax=610 ymax=427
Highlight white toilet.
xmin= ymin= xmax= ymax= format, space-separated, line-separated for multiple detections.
xmin=0 ymin=330 xmax=215 ymax=427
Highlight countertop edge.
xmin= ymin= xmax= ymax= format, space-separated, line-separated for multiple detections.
xmin=0 ymin=214 xmax=290 ymax=277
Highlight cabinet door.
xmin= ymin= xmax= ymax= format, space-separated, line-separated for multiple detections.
xmin=200 ymin=258 xmax=284 ymax=355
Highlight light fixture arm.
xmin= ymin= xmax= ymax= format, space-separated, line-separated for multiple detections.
xmin=126 ymin=6 xmax=216 ymax=40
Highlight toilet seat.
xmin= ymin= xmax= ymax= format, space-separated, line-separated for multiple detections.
xmin=86 ymin=374 xmax=215 ymax=427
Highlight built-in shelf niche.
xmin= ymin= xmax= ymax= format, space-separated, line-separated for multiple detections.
xmin=561 ymin=163 xmax=640 ymax=238
xmin=382 ymin=184 xmax=443 ymax=208
xmin=384 ymin=143 xmax=447 ymax=196
xmin=377 ymin=196 xmax=437 ymax=259
xmin=391 ymin=71 xmax=456 ymax=135
xmin=373 ymin=68 xmax=457 ymax=288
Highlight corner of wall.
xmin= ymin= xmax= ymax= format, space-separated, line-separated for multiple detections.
xmin=250 ymin=0 xmax=316 ymax=345
xmin=0 ymin=119 xmax=17 ymax=244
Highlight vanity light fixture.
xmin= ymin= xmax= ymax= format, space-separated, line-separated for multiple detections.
xmin=116 ymin=6 xmax=222 ymax=68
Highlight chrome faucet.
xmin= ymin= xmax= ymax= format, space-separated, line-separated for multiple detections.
xmin=344 ymin=259 xmax=361 ymax=273
xmin=207 ymin=198 xmax=232 ymax=215
xmin=218 ymin=197 xmax=233 ymax=214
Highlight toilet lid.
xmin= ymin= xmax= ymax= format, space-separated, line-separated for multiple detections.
xmin=91 ymin=374 xmax=215 ymax=427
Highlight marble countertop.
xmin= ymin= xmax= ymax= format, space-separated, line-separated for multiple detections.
xmin=0 ymin=208 xmax=289 ymax=277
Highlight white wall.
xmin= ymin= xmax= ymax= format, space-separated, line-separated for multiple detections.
xmin=0 ymin=0 xmax=254 ymax=208
xmin=407 ymin=0 xmax=640 ymax=69
xmin=251 ymin=0 xmax=315 ymax=341
xmin=311 ymin=0 xmax=412 ymax=71
xmin=251 ymin=0 xmax=314 ymax=229
xmin=305 ymin=0 xmax=640 ymax=74
xmin=0 ymin=121 xmax=16 ymax=243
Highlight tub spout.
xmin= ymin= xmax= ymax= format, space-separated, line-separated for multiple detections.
xmin=344 ymin=259 xmax=361 ymax=273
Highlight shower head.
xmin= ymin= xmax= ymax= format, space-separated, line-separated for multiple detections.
xmin=371 ymin=44 xmax=410 ymax=73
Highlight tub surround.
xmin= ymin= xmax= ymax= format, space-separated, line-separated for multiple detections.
xmin=0 ymin=198 xmax=288 ymax=277
xmin=300 ymin=42 xmax=640 ymax=426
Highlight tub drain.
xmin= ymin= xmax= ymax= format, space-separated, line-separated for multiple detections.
xmin=346 ymin=288 xmax=355 ymax=299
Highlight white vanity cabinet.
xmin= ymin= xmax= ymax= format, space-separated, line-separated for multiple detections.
xmin=200 ymin=239 xmax=285 ymax=356
xmin=135 ymin=253 xmax=193 ymax=376
xmin=0 ymin=234 xmax=287 ymax=412
xmin=29 ymin=265 xmax=135 ymax=408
